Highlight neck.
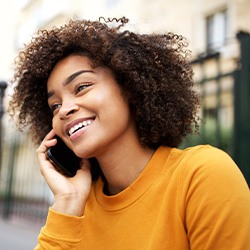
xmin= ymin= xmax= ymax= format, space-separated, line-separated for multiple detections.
xmin=97 ymin=142 xmax=155 ymax=195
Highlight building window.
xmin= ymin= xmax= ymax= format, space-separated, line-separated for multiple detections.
xmin=206 ymin=9 xmax=228 ymax=53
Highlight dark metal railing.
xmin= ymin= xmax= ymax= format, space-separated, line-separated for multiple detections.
xmin=182 ymin=32 xmax=250 ymax=187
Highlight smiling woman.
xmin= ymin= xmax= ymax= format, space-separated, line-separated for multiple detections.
xmin=8 ymin=17 xmax=250 ymax=249
xmin=47 ymin=54 xmax=135 ymax=162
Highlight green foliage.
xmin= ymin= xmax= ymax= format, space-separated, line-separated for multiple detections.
xmin=180 ymin=118 xmax=233 ymax=156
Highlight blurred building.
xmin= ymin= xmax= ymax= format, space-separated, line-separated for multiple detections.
xmin=14 ymin=0 xmax=250 ymax=55
xmin=1 ymin=0 xmax=249 ymax=223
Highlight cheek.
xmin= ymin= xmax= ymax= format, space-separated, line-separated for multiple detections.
xmin=105 ymin=97 xmax=133 ymax=130
xmin=100 ymin=93 xmax=130 ymax=119
xmin=92 ymin=87 xmax=131 ymax=127
xmin=51 ymin=117 xmax=60 ymax=133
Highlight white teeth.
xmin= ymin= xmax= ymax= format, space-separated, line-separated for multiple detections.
xmin=68 ymin=120 xmax=93 ymax=136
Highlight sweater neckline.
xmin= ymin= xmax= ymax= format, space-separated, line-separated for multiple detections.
xmin=94 ymin=146 xmax=172 ymax=211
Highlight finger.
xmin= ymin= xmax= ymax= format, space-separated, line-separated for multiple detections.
xmin=37 ymin=131 xmax=57 ymax=154
xmin=36 ymin=131 xmax=58 ymax=175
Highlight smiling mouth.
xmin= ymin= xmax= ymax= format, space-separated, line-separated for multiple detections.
xmin=68 ymin=119 xmax=94 ymax=136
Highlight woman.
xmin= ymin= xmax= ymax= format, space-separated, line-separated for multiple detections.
xmin=9 ymin=17 xmax=250 ymax=249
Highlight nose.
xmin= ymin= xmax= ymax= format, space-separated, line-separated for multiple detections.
xmin=59 ymin=101 xmax=79 ymax=119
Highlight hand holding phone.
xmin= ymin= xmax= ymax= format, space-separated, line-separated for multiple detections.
xmin=36 ymin=132 xmax=93 ymax=216
xmin=47 ymin=136 xmax=81 ymax=177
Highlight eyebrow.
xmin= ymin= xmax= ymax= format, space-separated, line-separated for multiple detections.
xmin=47 ymin=70 xmax=94 ymax=99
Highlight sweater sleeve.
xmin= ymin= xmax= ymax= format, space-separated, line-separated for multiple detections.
xmin=181 ymin=146 xmax=250 ymax=250
xmin=34 ymin=208 xmax=85 ymax=250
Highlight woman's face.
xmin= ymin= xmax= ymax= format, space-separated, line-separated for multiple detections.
xmin=47 ymin=55 xmax=137 ymax=158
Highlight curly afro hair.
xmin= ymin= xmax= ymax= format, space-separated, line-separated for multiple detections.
xmin=9 ymin=17 xmax=200 ymax=149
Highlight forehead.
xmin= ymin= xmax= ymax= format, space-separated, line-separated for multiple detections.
xmin=47 ymin=55 xmax=94 ymax=85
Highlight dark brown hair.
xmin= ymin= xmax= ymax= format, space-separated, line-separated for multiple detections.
xmin=9 ymin=17 xmax=199 ymax=149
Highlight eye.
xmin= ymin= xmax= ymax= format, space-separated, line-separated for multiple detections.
xmin=50 ymin=103 xmax=62 ymax=113
xmin=75 ymin=83 xmax=92 ymax=94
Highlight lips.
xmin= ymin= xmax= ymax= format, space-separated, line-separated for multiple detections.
xmin=66 ymin=117 xmax=95 ymax=136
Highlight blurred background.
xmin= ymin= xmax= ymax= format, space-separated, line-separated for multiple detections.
xmin=0 ymin=0 xmax=250 ymax=249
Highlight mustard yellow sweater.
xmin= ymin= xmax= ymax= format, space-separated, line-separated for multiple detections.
xmin=35 ymin=145 xmax=250 ymax=249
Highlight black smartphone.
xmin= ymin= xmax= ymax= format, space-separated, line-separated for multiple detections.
xmin=47 ymin=136 xmax=81 ymax=177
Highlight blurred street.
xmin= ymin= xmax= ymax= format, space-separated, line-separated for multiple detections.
xmin=0 ymin=218 xmax=41 ymax=250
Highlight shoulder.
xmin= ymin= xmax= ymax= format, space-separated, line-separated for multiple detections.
xmin=172 ymin=145 xmax=249 ymax=199
xmin=159 ymin=145 xmax=243 ymax=182
xmin=176 ymin=144 xmax=239 ymax=174
xmin=172 ymin=145 xmax=250 ymax=248
xmin=181 ymin=144 xmax=232 ymax=162
xmin=166 ymin=144 xmax=237 ymax=175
